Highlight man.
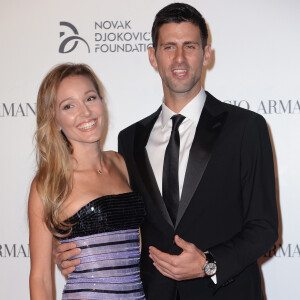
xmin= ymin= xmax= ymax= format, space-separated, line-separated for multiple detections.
xmin=55 ymin=3 xmax=278 ymax=299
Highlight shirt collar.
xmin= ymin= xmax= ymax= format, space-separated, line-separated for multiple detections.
xmin=161 ymin=88 xmax=206 ymax=128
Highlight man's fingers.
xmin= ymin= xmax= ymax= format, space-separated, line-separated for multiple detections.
xmin=60 ymin=257 xmax=81 ymax=271
xmin=55 ymin=242 xmax=77 ymax=255
xmin=61 ymin=266 xmax=76 ymax=276
xmin=56 ymin=247 xmax=81 ymax=267
xmin=174 ymin=235 xmax=193 ymax=251
xmin=149 ymin=248 xmax=182 ymax=278
xmin=153 ymin=262 xmax=175 ymax=279
xmin=150 ymin=252 xmax=174 ymax=271
xmin=149 ymin=239 xmax=207 ymax=281
xmin=149 ymin=246 xmax=175 ymax=264
xmin=153 ymin=262 xmax=186 ymax=281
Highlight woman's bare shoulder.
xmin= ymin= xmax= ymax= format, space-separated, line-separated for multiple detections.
xmin=103 ymin=150 xmax=129 ymax=181
xmin=28 ymin=177 xmax=39 ymax=202
xmin=103 ymin=150 xmax=125 ymax=163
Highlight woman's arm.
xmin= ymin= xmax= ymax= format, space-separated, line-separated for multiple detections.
xmin=28 ymin=179 xmax=54 ymax=300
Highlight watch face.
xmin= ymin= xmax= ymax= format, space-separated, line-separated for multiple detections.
xmin=204 ymin=262 xmax=217 ymax=276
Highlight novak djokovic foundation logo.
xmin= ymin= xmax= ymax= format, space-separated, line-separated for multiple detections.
xmin=0 ymin=102 xmax=36 ymax=117
xmin=59 ymin=20 xmax=151 ymax=54
xmin=59 ymin=22 xmax=90 ymax=53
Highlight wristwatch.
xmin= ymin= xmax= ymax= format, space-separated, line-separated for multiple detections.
xmin=203 ymin=251 xmax=217 ymax=276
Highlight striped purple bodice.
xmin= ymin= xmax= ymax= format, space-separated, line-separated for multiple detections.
xmin=60 ymin=192 xmax=145 ymax=300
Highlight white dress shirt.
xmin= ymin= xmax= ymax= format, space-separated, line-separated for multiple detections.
xmin=146 ymin=88 xmax=206 ymax=199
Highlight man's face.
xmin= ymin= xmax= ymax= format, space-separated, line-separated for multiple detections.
xmin=148 ymin=22 xmax=211 ymax=102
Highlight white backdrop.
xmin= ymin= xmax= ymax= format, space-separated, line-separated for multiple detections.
xmin=0 ymin=0 xmax=299 ymax=299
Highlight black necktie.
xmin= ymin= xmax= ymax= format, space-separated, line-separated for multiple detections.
xmin=162 ymin=114 xmax=185 ymax=225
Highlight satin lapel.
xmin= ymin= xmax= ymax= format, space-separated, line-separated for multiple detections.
xmin=134 ymin=108 xmax=174 ymax=228
xmin=175 ymin=97 xmax=228 ymax=229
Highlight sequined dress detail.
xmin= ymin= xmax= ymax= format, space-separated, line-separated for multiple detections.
xmin=59 ymin=192 xmax=145 ymax=299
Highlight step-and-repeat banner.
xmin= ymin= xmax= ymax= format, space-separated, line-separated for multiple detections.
xmin=0 ymin=0 xmax=299 ymax=299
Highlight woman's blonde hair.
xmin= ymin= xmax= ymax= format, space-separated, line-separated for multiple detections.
xmin=35 ymin=63 xmax=103 ymax=236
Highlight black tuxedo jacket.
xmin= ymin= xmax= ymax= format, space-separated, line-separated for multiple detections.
xmin=118 ymin=92 xmax=278 ymax=300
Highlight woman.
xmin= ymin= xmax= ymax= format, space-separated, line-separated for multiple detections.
xmin=28 ymin=63 xmax=145 ymax=300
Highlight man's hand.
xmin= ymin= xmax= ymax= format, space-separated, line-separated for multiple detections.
xmin=149 ymin=235 xmax=206 ymax=280
xmin=52 ymin=239 xmax=81 ymax=276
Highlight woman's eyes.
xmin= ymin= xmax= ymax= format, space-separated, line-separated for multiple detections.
xmin=87 ymin=96 xmax=96 ymax=102
xmin=62 ymin=96 xmax=98 ymax=110
xmin=63 ymin=103 xmax=73 ymax=110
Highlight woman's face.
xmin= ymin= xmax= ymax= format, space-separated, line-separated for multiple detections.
xmin=55 ymin=75 xmax=104 ymax=148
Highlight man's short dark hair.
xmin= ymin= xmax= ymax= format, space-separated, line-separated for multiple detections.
xmin=151 ymin=2 xmax=208 ymax=50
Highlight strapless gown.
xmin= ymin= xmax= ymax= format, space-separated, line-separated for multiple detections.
xmin=58 ymin=192 xmax=145 ymax=300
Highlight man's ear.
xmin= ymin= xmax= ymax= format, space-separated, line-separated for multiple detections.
xmin=148 ymin=46 xmax=158 ymax=70
xmin=203 ymin=44 xmax=211 ymax=67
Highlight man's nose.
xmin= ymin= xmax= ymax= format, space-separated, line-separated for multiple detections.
xmin=175 ymin=47 xmax=185 ymax=64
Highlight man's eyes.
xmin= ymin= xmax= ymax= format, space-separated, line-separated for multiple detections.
xmin=164 ymin=45 xmax=175 ymax=50
xmin=185 ymin=45 xmax=196 ymax=49
xmin=162 ymin=45 xmax=198 ymax=50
